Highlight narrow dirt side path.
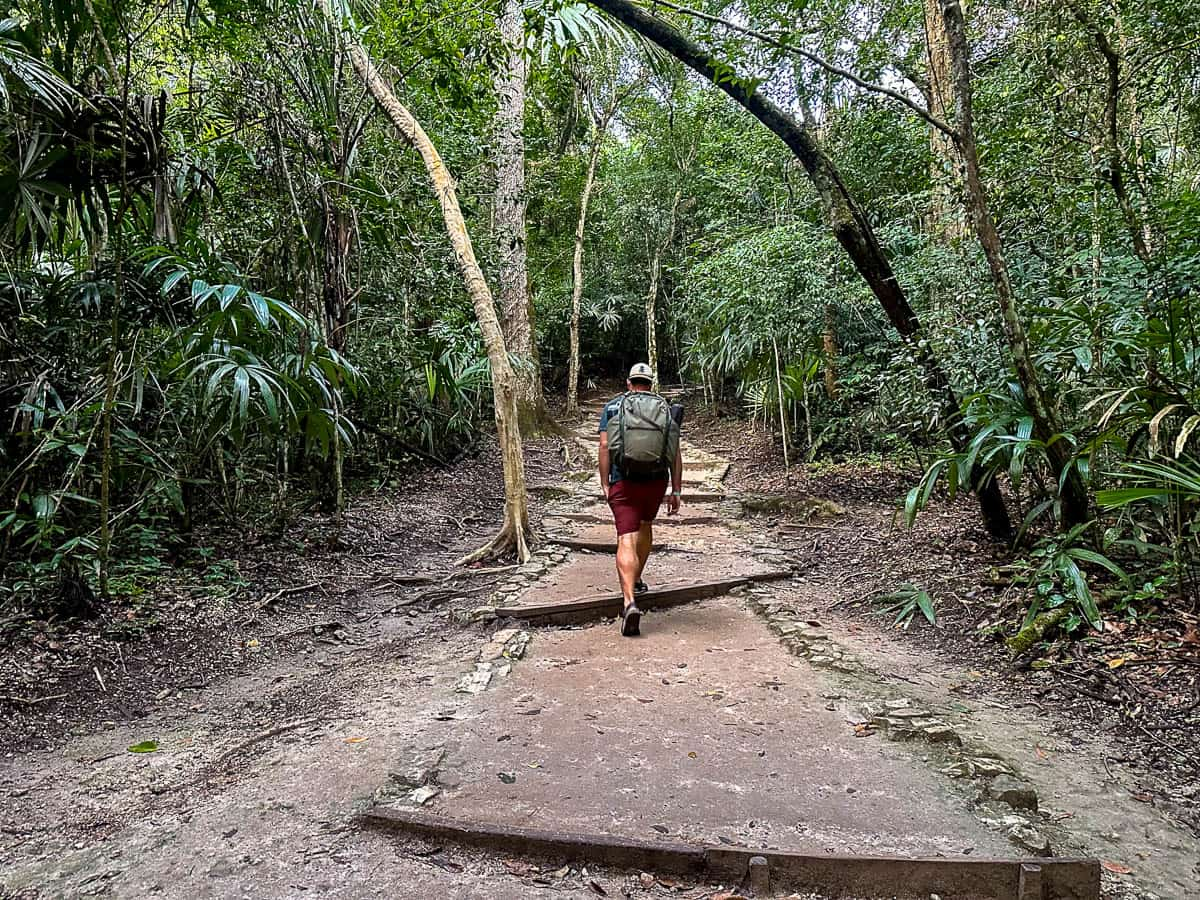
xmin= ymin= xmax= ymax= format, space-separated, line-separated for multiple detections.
xmin=1 ymin=396 xmax=1197 ymax=899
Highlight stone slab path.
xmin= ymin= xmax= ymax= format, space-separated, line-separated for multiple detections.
xmin=436 ymin=597 xmax=1012 ymax=859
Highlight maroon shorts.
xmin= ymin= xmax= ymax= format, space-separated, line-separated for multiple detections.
xmin=607 ymin=478 xmax=669 ymax=535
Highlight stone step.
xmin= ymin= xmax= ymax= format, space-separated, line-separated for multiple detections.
xmin=495 ymin=571 xmax=794 ymax=626
xmin=544 ymin=513 xmax=724 ymax=526
xmin=545 ymin=537 xmax=675 ymax=554
xmin=362 ymin=809 xmax=1101 ymax=900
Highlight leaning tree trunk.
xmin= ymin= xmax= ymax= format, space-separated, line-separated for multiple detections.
xmin=325 ymin=3 xmax=532 ymax=561
xmin=495 ymin=0 xmax=550 ymax=430
xmin=646 ymin=186 xmax=683 ymax=385
xmin=939 ymin=0 xmax=1089 ymax=528
xmin=567 ymin=133 xmax=601 ymax=418
xmin=586 ymin=0 xmax=1012 ymax=540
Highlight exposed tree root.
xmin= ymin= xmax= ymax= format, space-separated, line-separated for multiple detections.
xmin=520 ymin=414 xmax=574 ymax=441
xmin=456 ymin=515 xmax=535 ymax=566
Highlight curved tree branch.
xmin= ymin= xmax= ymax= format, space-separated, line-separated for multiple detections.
xmin=648 ymin=0 xmax=958 ymax=139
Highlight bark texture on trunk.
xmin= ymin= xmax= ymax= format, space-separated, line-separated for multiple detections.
xmin=939 ymin=0 xmax=1088 ymax=527
xmin=328 ymin=5 xmax=532 ymax=560
xmin=320 ymin=194 xmax=354 ymax=353
xmin=773 ymin=336 xmax=790 ymax=469
xmin=495 ymin=0 xmax=548 ymax=429
xmin=822 ymin=302 xmax=838 ymax=400
xmin=922 ymin=0 xmax=963 ymax=240
xmin=586 ymin=0 xmax=1012 ymax=539
xmin=567 ymin=128 xmax=602 ymax=417
xmin=645 ymin=250 xmax=661 ymax=383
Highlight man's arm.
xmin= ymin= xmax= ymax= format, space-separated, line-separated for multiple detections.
xmin=666 ymin=437 xmax=683 ymax=515
xmin=598 ymin=432 xmax=611 ymax=498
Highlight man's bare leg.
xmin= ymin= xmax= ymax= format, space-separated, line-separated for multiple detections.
xmin=635 ymin=522 xmax=653 ymax=582
xmin=616 ymin=532 xmax=640 ymax=609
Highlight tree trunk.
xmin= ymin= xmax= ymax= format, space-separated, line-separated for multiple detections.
xmin=320 ymin=192 xmax=354 ymax=355
xmin=1090 ymin=177 xmax=1104 ymax=372
xmin=327 ymin=4 xmax=532 ymax=561
xmin=646 ymin=186 xmax=683 ymax=385
xmin=318 ymin=189 xmax=353 ymax=524
xmin=1071 ymin=6 xmax=1158 ymax=384
xmin=567 ymin=134 xmax=601 ymax=418
xmin=922 ymin=0 xmax=963 ymax=241
xmin=773 ymin=336 xmax=790 ymax=470
xmin=646 ymin=251 xmax=661 ymax=383
xmin=586 ymin=0 xmax=1012 ymax=540
xmin=939 ymin=0 xmax=1088 ymax=528
xmin=822 ymin=302 xmax=838 ymax=400
xmin=495 ymin=0 xmax=549 ymax=430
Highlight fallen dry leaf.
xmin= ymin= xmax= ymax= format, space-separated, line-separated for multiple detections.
xmin=1101 ymin=860 xmax=1134 ymax=875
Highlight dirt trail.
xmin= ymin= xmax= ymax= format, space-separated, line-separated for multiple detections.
xmin=2 ymin=395 xmax=1198 ymax=898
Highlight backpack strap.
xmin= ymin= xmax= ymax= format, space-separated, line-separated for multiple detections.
xmin=616 ymin=392 xmax=630 ymax=464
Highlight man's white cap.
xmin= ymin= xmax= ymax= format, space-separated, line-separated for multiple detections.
xmin=628 ymin=363 xmax=655 ymax=383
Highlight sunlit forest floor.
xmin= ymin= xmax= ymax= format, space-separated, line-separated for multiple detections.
xmin=1 ymin=397 xmax=1198 ymax=898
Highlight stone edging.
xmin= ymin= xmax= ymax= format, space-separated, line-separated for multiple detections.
xmin=747 ymin=589 xmax=1064 ymax=859
xmin=454 ymin=627 xmax=531 ymax=696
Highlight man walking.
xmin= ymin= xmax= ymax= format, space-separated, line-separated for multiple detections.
xmin=598 ymin=364 xmax=683 ymax=637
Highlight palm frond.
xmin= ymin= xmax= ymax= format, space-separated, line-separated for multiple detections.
xmin=0 ymin=19 xmax=84 ymax=115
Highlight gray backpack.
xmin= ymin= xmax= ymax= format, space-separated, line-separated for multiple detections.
xmin=607 ymin=392 xmax=678 ymax=479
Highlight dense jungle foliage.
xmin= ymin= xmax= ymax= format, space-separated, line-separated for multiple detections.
xmin=2 ymin=0 xmax=1200 ymax=638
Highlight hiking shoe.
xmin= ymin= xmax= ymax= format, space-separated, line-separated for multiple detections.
xmin=621 ymin=604 xmax=642 ymax=637
xmin=634 ymin=580 xmax=648 ymax=595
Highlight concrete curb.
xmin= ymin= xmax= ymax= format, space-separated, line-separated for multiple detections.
xmin=361 ymin=808 xmax=1101 ymax=899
